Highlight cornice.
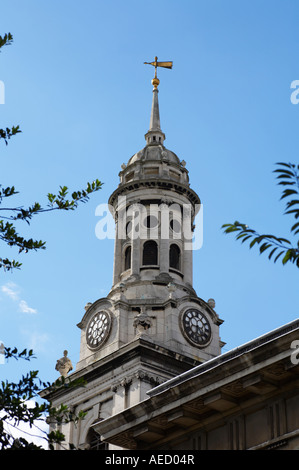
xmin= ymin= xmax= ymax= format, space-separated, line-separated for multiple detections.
xmin=40 ymin=337 xmax=201 ymax=402
xmin=108 ymin=178 xmax=201 ymax=208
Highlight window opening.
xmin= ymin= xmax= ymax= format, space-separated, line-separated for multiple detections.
xmin=143 ymin=240 xmax=158 ymax=265
xmin=124 ymin=245 xmax=131 ymax=270
xmin=169 ymin=244 xmax=181 ymax=270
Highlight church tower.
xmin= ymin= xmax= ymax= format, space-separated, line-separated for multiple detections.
xmin=42 ymin=59 xmax=224 ymax=450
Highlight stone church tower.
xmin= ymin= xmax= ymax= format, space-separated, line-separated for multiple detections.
xmin=42 ymin=60 xmax=224 ymax=450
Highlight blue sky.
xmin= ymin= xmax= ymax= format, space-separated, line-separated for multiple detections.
xmin=1 ymin=0 xmax=299 ymax=386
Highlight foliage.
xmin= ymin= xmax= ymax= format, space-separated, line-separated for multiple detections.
xmin=0 ymin=126 xmax=21 ymax=145
xmin=0 ymin=32 xmax=13 ymax=50
xmin=0 ymin=347 xmax=86 ymax=450
xmin=0 ymin=31 xmax=97 ymax=450
xmin=0 ymin=33 xmax=95 ymax=447
xmin=222 ymin=162 xmax=299 ymax=268
xmin=0 ymin=179 xmax=103 ymax=272
xmin=0 ymin=33 xmax=102 ymax=271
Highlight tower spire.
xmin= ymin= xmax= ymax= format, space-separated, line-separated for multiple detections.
xmin=144 ymin=56 xmax=173 ymax=146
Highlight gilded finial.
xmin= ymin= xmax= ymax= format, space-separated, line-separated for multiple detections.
xmin=144 ymin=56 xmax=173 ymax=89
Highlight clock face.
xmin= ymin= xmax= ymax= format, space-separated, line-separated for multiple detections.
xmin=181 ymin=309 xmax=211 ymax=346
xmin=86 ymin=311 xmax=111 ymax=350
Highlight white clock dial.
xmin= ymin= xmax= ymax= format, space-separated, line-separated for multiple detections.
xmin=86 ymin=311 xmax=111 ymax=350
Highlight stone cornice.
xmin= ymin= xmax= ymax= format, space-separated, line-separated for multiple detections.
xmin=147 ymin=318 xmax=299 ymax=397
xmin=108 ymin=178 xmax=201 ymax=208
xmin=111 ymin=369 xmax=162 ymax=393
xmin=91 ymin=318 xmax=299 ymax=449
xmin=39 ymin=337 xmax=201 ymax=402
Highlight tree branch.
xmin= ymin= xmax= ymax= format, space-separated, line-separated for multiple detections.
xmin=222 ymin=162 xmax=299 ymax=269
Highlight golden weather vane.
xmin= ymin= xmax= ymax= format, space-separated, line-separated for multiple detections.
xmin=144 ymin=56 xmax=173 ymax=89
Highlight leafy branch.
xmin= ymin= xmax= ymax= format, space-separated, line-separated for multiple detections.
xmin=0 ymin=34 xmax=21 ymax=145
xmin=0 ymin=35 xmax=21 ymax=147
xmin=0 ymin=32 xmax=103 ymax=271
xmin=0 ymin=347 xmax=86 ymax=450
xmin=0 ymin=180 xmax=103 ymax=222
xmin=222 ymin=162 xmax=299 ymax=268
xmin=0 ymin=126 xmax=21 ymax=145
xmin=0 ymin=180 xmax=102 ymax=271
xmin=0 ymin=33 xmax=13 ymax=50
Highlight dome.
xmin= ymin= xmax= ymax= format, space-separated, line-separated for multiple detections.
xmin=127 ymin=144 xmax=181 ymax=166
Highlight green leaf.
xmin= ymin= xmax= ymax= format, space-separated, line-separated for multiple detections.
xmin=291 ymin=221 xmax=299 ymax=234
xmin=268 ymin=247 xmax=278 ymax=260
xmin=249 ymin=238 xmax=258 ymax=248
xmin=282 ymin=250 xmax=292 ymax=265
xmin=281 ymin=189 xmax=298 ymax=200
xmin=275 ymin=162 xmax=294 ymax=168
xmin=274 ymin=251 xmax=284 ymax=263
xmin=259 ymin=243 xmax=271 ymax=254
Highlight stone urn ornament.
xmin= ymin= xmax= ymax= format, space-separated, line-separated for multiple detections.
xmin=55 ymin=350 xmax=73 ymax=377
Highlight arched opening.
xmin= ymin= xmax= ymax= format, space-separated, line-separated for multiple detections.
xmin=142 ymin=240 xmax=158 ymax=266
xmin=169 ymin=244 xmax=181 ymax=271
xmin=86 ymin=428 xmax=108 ymax=450
xmin=124 ymin=245 xmax=131 ymax=270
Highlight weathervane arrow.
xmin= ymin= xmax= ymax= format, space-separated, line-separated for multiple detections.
xmin=144 ymin=56 xmax=173 ymax=89
xmin=144 ymin=56 xmax=173 ymax=78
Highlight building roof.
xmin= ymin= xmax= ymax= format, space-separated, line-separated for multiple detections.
xmin=92 ymin=318 xmax=299 ymax=449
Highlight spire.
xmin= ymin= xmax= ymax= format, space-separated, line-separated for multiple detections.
xmin=149 ymin=81 xmax=161 ymax=131
xmin=145 ymin=79 xmax=165 ymax=145
xmin=144 ymin=56 xmax=173 ymax=146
